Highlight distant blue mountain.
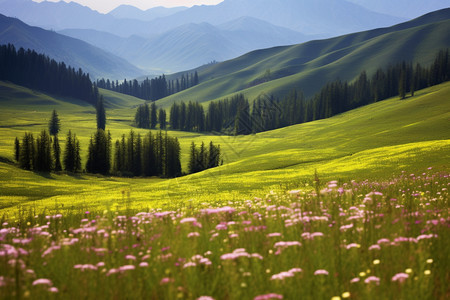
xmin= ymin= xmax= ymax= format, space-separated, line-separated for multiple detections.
xmin=0 ymin=14 xmax=143 ymax=79
xmin=108 ymin=5 xmax=187 ymax=21
xmin=61 ymin=17 xmax=309 ymax=73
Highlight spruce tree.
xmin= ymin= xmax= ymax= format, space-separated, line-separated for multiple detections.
xmin=34 ymin=130 xmax=52 ymax=172
xmin=48 ymin=110 xmax=61 ymax=136
xmin=53 ymin=135 xmax=62 ymax=172
xmin=96 ymin=96 xmax=106 ymax=130
xmin=150 ymin=102 xmax=157 ymax=129
xmin=19 ymin=133 xmax=34 ymax=170
xmin=14 ymin=137 xmax=20 ymax=162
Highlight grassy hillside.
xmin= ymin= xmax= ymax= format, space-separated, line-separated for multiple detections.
xmin=0 ymin=80 xmax=448 ymax=216
xmin=154 ymin=10 xmax=450 ymax=108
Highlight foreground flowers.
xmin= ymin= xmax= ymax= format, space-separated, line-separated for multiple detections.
xmin=0 ymin=169 xmax=447 ymax=299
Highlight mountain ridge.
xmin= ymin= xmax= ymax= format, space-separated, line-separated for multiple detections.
xmin=0 ymin=14 xmax=143 ymax=79
xmin=154 ymin=9 xmax=450 ymax=107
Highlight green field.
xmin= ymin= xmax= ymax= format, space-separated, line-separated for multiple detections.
xmin=0 ymin=80 xmax=449 ymax=216
xmin=155 ymin=15 xmax=450 ymax=107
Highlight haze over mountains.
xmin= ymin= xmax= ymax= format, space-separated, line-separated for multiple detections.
xmin=0 ymin=0 xmax=448 ymax=77
xmin=0 ymin=14 xmax=143 ymax=79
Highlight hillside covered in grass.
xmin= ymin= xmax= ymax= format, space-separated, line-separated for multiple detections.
xmin=155 ymin=9 xmax=450 ymax=108
xmin=0 ymin=80 xmax=448 ymax=215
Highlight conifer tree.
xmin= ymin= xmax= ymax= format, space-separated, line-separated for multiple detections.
xmin=48 ymin=110 xmax=61 ymax=136
xmin=19 ymin=133 xmax=34 ymax=170
xmin=159 ymin=108 xmax=167 ymax=130
xmin=150 ymin=102 xmax=157 ymax=129
xmin=53 ymin=135 xmax=62 ymax=172
xmin=96 ymin=96 xmax=106 ymax=130
xmin=14 ymin=137 xmax=20 ymax=162
xmin=34 ymin=130 xmax=52 ymax=172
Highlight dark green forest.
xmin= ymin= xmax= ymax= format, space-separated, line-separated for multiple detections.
xmin=96 ymin=72 xmax=199 ymax=101
xmin=163 ymin=49 xmax=449 ymax=135
xmin=0 ymin=44 xmax=99 ymax=105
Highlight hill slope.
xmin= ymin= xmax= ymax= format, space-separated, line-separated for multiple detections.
xmin=0 ymin=14 xmax=143 ymax=79
xmin=0 ymin=81 xmax=449 ymax=212
xmin=155 ymin=9 xmax=450 ymax=107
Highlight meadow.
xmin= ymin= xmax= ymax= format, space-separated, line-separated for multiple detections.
xmin=0 ymin=169 xmax=448 ymax=299
xmin=0 ymin=79 xmax=449 ymax=299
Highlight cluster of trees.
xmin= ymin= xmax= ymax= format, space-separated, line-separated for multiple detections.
xmin=96 ymin=71 xmax=199 ymax=101
xmin=165 ymin=49 xmax=449 ymax=135
xmin=188 ymin=142 xmax=222 ymax=174
xmin=169 ymin=101 xmax=205 ymax=132
xmin=15 ymin=129 xmax=82 ymax=173
xmin=0 ymin=44 xmax=98 ymax=104
xmin=113 ymin=131 xmax=181 ymax=178
xmin=134 ymin=103 xmax=166 ymax=130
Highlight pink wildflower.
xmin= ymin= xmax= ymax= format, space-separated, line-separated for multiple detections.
xmin=160 ymin=277 xmax=173 ymax=285
xmin=350 ymin=277 xmax=360 ymax=283
xmin=32 ymin=278 xmax=52 ymax=286
xmin=392 ymin=273 xmax=409 ymax=283
xmin=254 ymin=293 xmax=283 ymax=300
xmin=180 ymin=217 xmax=197 ymax=224
xmin=364 ymin=276 xmax=380 ymax=284
xmin=139 ymin=262 xmax=149 ymax=267
xmin=197 ymin=297 xmax=215 ymax=300
xmin=314 ymin=269 xmax=329 ymax=276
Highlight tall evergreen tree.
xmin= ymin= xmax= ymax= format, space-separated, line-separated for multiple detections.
xmin=19 ymin=133 xmax=34 ymax=170
xmin=96 ymin=96 xmax=106 ymax=130
xmin=48 ymin=110 xmax=61 ymax=136
xmin=53 ymin=135 xmax=62 ymax=172
xmin=34 ymin=130 xmax=52 ymax=172
xmin=14 ymin=137 xmax=20 ymax=162
xmin=150 ymin=102 xmax=157 ymax=129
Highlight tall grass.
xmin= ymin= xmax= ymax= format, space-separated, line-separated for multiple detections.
xmin=1 ymin=168 xmax=448 ymax=299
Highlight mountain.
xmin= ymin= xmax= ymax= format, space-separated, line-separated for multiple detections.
xmin=347 ymin=0 xmax=449 ymax=19
xmin=60 ymin=18 xmax=309 ymax=73
xmin=108 ymin=5 xmax=187 ymax=21
xmin=0 ymin=14 xmax=143 ymax=79
xmin=145 ymin=0 xmax=405 ymax=37
xmin=154 ymin=9 xmax=450 ymax=107
xmin=0 ymin=0 xmax=403 ymax=38
xmin=0 ymin=0 xmax=153 ymax=38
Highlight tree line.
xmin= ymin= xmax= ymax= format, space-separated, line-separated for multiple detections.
xmin=134 ymin=102 xmax=167 ymax=130
xmin=188 ymin=141 xmax=222 ymax=174
xmin=96 ymin=71 xmax=199 ymax=101
xmin=113 ymin=130 xmax=181 ymax=178
xmin=164 ymin=49 xmax=449 ymax=135
xmin=0 ymin=44 xmax=98 ymax=105
xmin=14 ymin=110 xmax=223 ymax=178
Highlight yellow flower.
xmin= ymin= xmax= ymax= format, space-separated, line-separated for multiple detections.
xmin=342 ymin=292 xmax=351 ymax=298
xmin=373 ymin=259 xmax=380 ymax=265
xmin=405 ymin=268 xmax=413 ymax=274
xmin=359 ymin=272 xmax=366 ymax=277
xmin=424 ymin=270 xmax=431 ymax=275
xmin=426 ymin=259 xmax=433 ymax=264
xmin=331 ymin=297 xmax=341 ymax=300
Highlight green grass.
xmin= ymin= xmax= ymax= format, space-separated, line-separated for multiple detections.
xmin=154 ymin=18 xmax=450 ymax=107
xmin=0 ymin=170 xmax=448 ymax=299
xmin=0 ymin=80 xmax=449 ymax=216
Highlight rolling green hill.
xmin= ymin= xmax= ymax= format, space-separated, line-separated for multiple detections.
xmin=0 ymin=80 xmax=448 ymax=215
xmin=155 ymin=9 xmax=450 ymax=108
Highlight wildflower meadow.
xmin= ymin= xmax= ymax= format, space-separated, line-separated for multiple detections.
xmin=0 ymin=168 xmax=448 ymax=299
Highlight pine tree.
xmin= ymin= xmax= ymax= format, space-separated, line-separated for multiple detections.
xmin=34 ymin=130 xmax=52 ymax=172
xmin=53 ymin=135 xmax=62 ymax=172
xmin=188 ymin=142 xmax=198 ymax=174
xmin=48 ymin=109 xmax=61 ymax=136
xmin=159 ymin=108 xmax=167 ymax=130
xmin=63 ymin=130 xmax=81 ymax=173
xmin=150 ymin=102 xmax=157 ymax=129
xmin=96 ymin=96 xmax=106 ymax=130
xmin=14 ymin=137 xmax=20 ymax=162
xmin=19 ymin=133 xmax=34 ymax=170
xmin=399 ymin=69 xmax=406 ymax=100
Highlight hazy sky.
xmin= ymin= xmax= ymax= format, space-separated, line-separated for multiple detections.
xmin=33 ymin=0 xmax=225 ymax=13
